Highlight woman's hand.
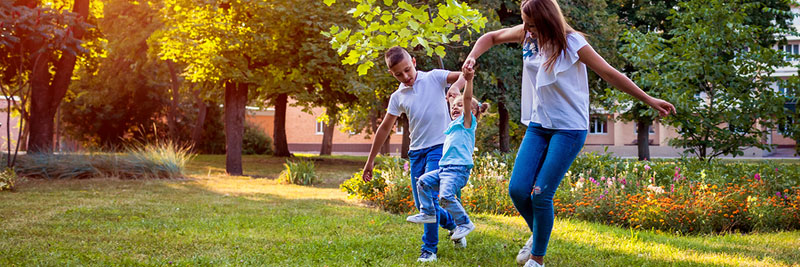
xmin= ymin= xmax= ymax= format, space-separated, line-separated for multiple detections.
xmin=462 ymin=57 xmax=477 ymax=73
xmin=462 ymin=63 xmax=475 ymax=81
xmin=647 ymin=97 xmax=676 ymax=117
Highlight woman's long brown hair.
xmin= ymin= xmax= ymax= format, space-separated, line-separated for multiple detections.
xmin=521 ymin=0 xmax=579 ymax=72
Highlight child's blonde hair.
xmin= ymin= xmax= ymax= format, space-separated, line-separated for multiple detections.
xmin=452 ymin=96 xmax=490 ymax=120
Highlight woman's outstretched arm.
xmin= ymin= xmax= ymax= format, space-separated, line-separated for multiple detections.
xmin=577 ymin=45 xmax=676 ymax=117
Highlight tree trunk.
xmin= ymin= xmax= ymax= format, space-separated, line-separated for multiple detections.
xmin=636 ymin=119 xmax=651 ymax=161
xmin=273 ymin=93 xmax=292 ymax=157
xmin=225 ymin=82 xmax=247 ymax=175
xmin=320 ymin=108 xmax=336 ymax=156
xmin=191 ymin=91 xmax=207 ymax=151
xmin=27 ymin=0 xmax=89 ymax=154
xmin=166 ymin=60 xmax=180 ymax=140
xmin=381 ymin=134 xmax=391 ymax=155
xmin=400 ymin=114 xmax=410 ymax=158
xmin=498 ymin=99 xmax=510 ymax=153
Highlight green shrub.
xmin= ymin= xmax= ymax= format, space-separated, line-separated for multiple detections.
xmin=279 ymin=159 xmax=317 ymax=185
xmin=14 ymin=141 xmax=193 ymax=179
xmin=0 ymin=168 xmax=17 ymax=191
xmin=340 ymin=156 xmax=415 ymax=214
xmin=243 ymin=122 xmax=273 ymax=155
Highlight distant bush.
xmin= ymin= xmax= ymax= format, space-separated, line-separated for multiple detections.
xmin=279 ymin=159 xmax=317 ymax=185
xmin=243 ymin=122 xmax=273 ymax=155
xmin=14 ymin=141 xmax=193 ymax=179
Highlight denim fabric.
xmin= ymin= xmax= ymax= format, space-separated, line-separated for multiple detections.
xmin=508 ymin=123 xmax=587 ymax=257
xmin=408 ymin=144 xmax=456 ymax=253
xmin=417 ymin=165 xmax=472 ymax=226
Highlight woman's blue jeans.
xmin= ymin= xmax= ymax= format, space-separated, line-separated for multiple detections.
xmin=408 ymin=144 xmax=456 ymax=254
xmin=508 ymin=123 xmax=587 ymax=257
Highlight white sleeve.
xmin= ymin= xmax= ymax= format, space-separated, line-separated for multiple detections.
xmin=431 ymin=69 xmax=450 ymax=90
xmin=387 ymin=94 xmax=402 ymax=116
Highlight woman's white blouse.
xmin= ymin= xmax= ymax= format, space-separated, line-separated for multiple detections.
xmin=520 ymin=32 xmax=590 ymax=130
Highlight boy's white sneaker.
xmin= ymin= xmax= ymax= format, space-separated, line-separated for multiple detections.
xmin=450 ymin=222 xmax=475 ymax=240
xmin=516 ymin=235 xmax=534 ymax=265
xmin=406 ymin=213 xmax=436 ymax=224
xmin=448 ymin=229 xmax=467 ymax=248
xmin=417 ymin=250 xmax=437 ymax=262
xmin=523 ymin=259 xmax=544 ymax=267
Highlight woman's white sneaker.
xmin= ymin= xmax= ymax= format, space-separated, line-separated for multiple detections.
xmin=516 ymin=235 xmax=534 ymax=265
xmin=523 ymin=259 xmax=544 ymax=267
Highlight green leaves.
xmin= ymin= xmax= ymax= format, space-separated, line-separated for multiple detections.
xmin=323 ymin=0 xmax=487 ymax=75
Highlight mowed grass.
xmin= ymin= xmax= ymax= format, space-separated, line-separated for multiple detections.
xmin=0 ymin=155 xmax=798 ymax=266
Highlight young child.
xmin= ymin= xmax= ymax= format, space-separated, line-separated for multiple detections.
xmin=406 ymin=65 xmax=488 ymax=242
xmin=361 ymin=46 xmax=466 ymax=262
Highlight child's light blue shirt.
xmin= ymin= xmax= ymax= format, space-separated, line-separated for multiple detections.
xmin=439 ymin=113 xmax=477 ymax=167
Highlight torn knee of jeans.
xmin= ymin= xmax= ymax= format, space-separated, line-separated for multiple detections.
xmin=532 ymin=186 xmax=542 ymax=195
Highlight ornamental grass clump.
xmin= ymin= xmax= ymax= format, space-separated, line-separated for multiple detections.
xmin=13 ymin=141 xmax=192 ymax=179
xmin=279 ymin=159 xmax=318 ymax=186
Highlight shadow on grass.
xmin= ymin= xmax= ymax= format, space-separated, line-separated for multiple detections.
xmin=186 ymin=155 xmax=362 ymax=189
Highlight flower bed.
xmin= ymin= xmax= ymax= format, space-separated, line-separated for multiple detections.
xmin=340 ymin=152 xmax=800 ymax=234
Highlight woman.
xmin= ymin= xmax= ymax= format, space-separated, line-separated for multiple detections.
xmin=461 ymin=0 xmax=675 ymax=266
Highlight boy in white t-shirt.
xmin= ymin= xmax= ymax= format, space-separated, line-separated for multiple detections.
xmin=361 ymin=46 xmax=466 ymax=262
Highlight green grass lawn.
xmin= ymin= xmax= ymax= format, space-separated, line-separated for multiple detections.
xmin=1 ymin=155 xmax=798 ymax=266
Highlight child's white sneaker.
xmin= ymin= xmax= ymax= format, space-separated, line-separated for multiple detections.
xmin=406 ymin=213 xmax=436 ymax=224
xmin=450 ymin=222 xmax=474 ymax=240
xmin=417 ymin=250 xmax=437 ymax=262
xmin=449 ymin=229 xmax=467 ymax=248
xmin=523 ymin=259 xmax=544 ymax=267
xmin=516 ymin=235 xmax=534 ymax=265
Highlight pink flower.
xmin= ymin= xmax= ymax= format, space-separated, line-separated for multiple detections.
xmin=671 ymin=184 xmax=675 ymax=193
xmin=403 ymin=162 xmax=409 ymax=172
xmin=644 ymin=165 xmax=651 ymax=171
xmin=620 ymin=178 xmax=627 ymax=185
xmin=754 ymin=173 xmax=761 ymax=181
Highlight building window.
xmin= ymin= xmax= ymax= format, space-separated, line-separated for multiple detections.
xmin=589 ymin=116 xmax=607 ymax=134
xmin=779 ymin=44 xmax=800 ymax=62
xmin=315 ymin=120 xmax=325 ymax=135
xmin=779 ymin=116 xmax=795 ymax=136
xmin=778 ymin=83 xmax=796 ymax=97
xmin=395 ymin=121 xmax=404 ymax=135
xmin=633 ymin=125 xmax=656 ymax=135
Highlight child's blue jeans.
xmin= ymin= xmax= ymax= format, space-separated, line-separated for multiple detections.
xmin=508 ymin=122 xmax=587 ymax=257
xmin=408 ymin=144 xmax=456 ymax=254
xmin=417 ymin=165 xmax=472 ymax=226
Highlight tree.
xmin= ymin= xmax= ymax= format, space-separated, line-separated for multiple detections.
xmin=1 ymin=1 xmax=82 ymax=163
xmin=272 ymin=0 xmax=363 ymax=156
xmin=62 ymin=0 xmax=174 ymax=148
xmin=17 ymin=0 xmax=91 ymax=154
xmin=157 ymin=0 xmax=291 ymax=174
xmin=623 ymin=0 xmax=791 ymax=160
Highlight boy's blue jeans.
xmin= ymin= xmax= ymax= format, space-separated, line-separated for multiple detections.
xmin=508 ymin=123 xmax=587 ymax=257
xmin=417 ymin=165 xmax=472 ymax=226
xmin=408 ymin=144 xmax=456 ymax=254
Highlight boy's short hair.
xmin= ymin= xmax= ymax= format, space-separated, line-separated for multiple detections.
xmin=385 ymin=46 xmax=411 ymax=68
